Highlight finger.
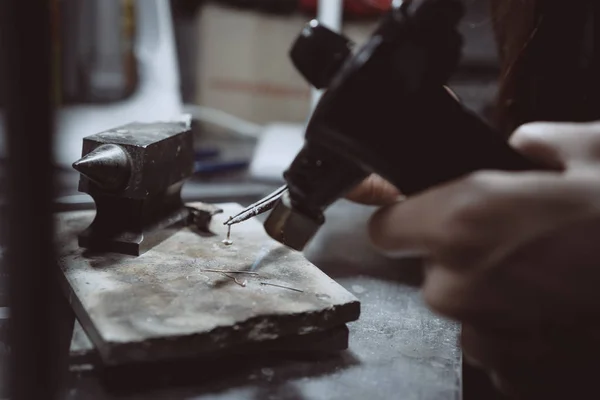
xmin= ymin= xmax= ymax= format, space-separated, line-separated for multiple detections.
xmin=422 ymin=264 xmax=512 ymax=322
xmin=368 ymin=171 xmax=498 ymax=256
xmin=368 ymin=170 xmax=595 ymax=260
xmin=345 ymin=174 xmax=403 ymax=206
xmin=510 ymin=121 xmax=600 ymax=168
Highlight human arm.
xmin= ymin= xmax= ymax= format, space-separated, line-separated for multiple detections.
xmin=368 ymin=121 xmax=600 ymax=397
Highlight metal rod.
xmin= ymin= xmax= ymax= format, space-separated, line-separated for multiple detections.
xmin=1 ymin=0 xmax=61 ymax=398
xmin=201 ymin=269 xmax=259 ymax=275
xmin=221 ymin=273 xmax=247 ymax=287
xmin=260 ymin=282 xmax=305 ymax=293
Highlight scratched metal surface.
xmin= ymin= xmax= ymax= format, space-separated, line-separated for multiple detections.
xmin=61 ymin=201 xmax=461 ymax=400
xmin=56 ymin=203 xmax=360 ymax=366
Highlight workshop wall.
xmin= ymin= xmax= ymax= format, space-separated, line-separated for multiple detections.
xmin=193 ymin=1 xmax=498 ymax=125
xmin=194 ymin=3 xmax=378 ymax=124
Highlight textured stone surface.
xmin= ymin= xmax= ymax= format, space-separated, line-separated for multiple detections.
xmin=56 ymin=203 xmax=360 ymax=366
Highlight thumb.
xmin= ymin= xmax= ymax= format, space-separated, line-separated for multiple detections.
xmin=509 ymin=121 xmax=600 ymax=169
xmin=345 ymin=174 xmax=403 ymax=206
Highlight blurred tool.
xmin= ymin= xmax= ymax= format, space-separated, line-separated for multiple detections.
xmin=193 ymin=147 xmax=250 ymax=175
xmin=194 ymin=147 xmax=220 ymax=160
xmin=243 ymin=0 xmax=550 ymax=251
xmin=194 ymin=160 xmax=249 ymax=175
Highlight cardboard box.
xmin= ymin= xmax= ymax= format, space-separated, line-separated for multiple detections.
xmin=194 ymin=2 xmax=498 ymax=125
xmin=195 ymin=4 xmax=376 ymax=124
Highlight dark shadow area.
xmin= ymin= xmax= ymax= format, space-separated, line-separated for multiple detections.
xmin=66 ymin=347 xmax=359 ymax=399
xmin=58 ymin=324 xmax=359 ymax=399
xmin=81 ymin=249 xmax=136 ymax=270
xmin=108 ymin=351 xmax=358 ymax=397
xmin=187 ymin=225 xmax=218 ymax=238
xmin=0 ymin=289 xmax=76 ymax=399
xmin=462 ymin=362 xmax=506 ymax=400
xmin=317 ymin=255 xmax=425 ymax=288
xmin=186 ymin=204 xmax=224 ymax=237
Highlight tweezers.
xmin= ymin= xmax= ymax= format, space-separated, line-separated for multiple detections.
xmin=224 ymin=184 xmax=288 ymax=226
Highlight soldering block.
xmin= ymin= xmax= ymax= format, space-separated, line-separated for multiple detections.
xmin=56 ymin=203 xmax=360 ymax=366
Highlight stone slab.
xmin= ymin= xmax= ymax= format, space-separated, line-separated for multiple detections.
xmin=56 ymin=203 xmax=360 ymax=366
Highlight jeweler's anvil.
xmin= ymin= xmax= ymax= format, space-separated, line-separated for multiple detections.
xmin=72 ymin=117 xmax=194 ymax=256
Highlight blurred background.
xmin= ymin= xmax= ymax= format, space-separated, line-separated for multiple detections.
xmin=0 ymin=0 xmax=499 ymax=197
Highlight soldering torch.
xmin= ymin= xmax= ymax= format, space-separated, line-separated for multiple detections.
xmin=227 ymin=0 xmax=546 ymax=251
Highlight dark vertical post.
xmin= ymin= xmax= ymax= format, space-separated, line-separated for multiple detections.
xmin=0 ymin=0 xmax=61 ymax=398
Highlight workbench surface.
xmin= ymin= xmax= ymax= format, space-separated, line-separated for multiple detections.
xmin=1 ymin=127 xmax=463 ymax=399
xmin=62 ymin=200 xmax=461 ymax=400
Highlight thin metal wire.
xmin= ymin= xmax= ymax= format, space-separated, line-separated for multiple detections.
xmin=260 ymin=282 xmax=304 ymax=293
xmin=221 ymin=273 xmax=247 ymax=287
xmin=200 ymin=269 xmax=259 ymax=275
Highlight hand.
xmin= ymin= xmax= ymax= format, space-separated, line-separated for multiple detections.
xmin=368 ymin=121 xmax=600 ymax=397
xmin=345 ymin=173 xmax=402 ymax=206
